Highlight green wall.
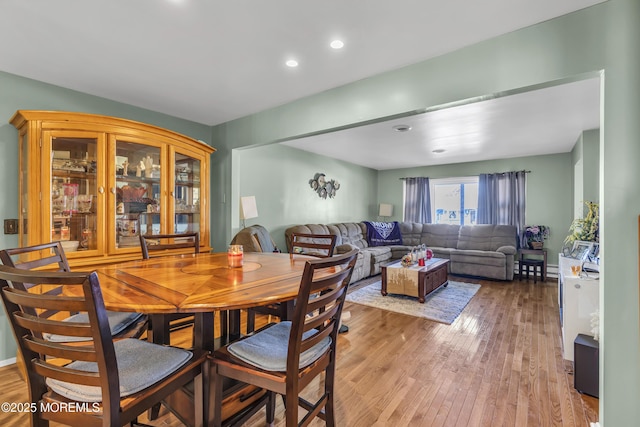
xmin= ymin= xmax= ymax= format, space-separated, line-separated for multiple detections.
xmin=376 ymin=153 xmax=574 ymax=261
xmin=234 ymin=144 xmax=377 ymax=251
xmin=571 ymin=128 xmax=600 ymax=219
xmin=583 ymin=129 xmax=601 ymax=205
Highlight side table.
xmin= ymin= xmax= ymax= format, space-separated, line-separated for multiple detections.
xmin=519 ymin=248 xmax=547 ymax=281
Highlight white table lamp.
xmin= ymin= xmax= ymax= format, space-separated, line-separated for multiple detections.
xmin=379 ymin=203 xmax=393 ymax=219
xmin=240 ymin=196 xmax=259 ymax=228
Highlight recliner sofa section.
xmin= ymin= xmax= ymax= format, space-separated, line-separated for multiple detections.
xmin=285 ymin=222 xmax=517 ymax=283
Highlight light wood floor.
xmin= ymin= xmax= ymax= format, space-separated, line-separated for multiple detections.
xmin=0 ymin=275 xmax=598 ymax=426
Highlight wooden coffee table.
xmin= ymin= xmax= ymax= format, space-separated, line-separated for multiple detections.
xmin=381 ymin=258 xmax=450 ymax=303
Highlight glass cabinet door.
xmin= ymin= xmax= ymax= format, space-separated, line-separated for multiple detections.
xmin=174 ymin=152 xmax=202 ymax=235
xmin=48 ymin=133 xmax=101 ymax=254
xmin=113 ymin=139 xmax=162 ymax=249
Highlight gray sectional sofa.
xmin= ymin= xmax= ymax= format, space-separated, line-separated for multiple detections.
xmin=284 ymin=222 xmax=518 ymax=283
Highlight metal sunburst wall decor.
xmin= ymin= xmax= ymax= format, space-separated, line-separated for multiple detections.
xmin=309 ymin=173 xmax=340 ymax=199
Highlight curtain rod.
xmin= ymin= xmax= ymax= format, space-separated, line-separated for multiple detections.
xmin=399 ymin=170 xmax=531 ymax=180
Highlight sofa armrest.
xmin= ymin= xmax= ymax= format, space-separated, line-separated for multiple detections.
xmin=336 ymin=243 xmax=359 ymax=254
xmin=496 ymin=245 xmax=517 ymax=255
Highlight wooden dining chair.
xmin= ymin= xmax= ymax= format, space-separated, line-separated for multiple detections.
xmin=0 ymin=242 xmax=148 ymax=341
xmin=139 ymin=231 xmax=200 ymax=259
xmin=210 ymin=248 xmax=358 ymax=427
xmin=289 ymin=232 xmax=351 ymax=333
xmin=289 ymin=232 xmax=337 ymax=258
xmin=246 ymin=232 xmax=338 ymax=334
xmin=0 ymin=264 xmax=208 ymax=427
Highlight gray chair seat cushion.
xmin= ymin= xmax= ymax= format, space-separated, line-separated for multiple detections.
xmin=228 ymin=321 xmax=330 ymax=372
xmin=45 ymin=311 xmax=144 ymax=342
xmin=46 ymin=338 xmax=192 ymax=402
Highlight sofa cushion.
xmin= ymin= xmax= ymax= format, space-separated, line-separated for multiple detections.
xmin=429 ymin=247 xmax=456 ymax=260
xmin=421 ymin=224 xmax=461 ymax=248
xmin=327 ymin=223 xmax=368 ymax=248
xmin=363 ymin=246 xmax=393 ymax=275
xmin=457 ymin=225 xmax=517 ymax=251
xmin=496 ymin=245 xmax=517 ymax=256
xmin=451 ymin=249 xmax=507 ymax=267
xmin=352 ymin=250 xmax=371 ymax=282
xmin=334 ymin=243 xmax=367 ymax=284
xmin=397 ymin=222 xmax=424 ymax=246
xmin=390 ymin=245 xmax=412 ymax=260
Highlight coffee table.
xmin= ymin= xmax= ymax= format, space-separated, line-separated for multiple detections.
xmin=381 ymin=258 xmax=450 ymax=303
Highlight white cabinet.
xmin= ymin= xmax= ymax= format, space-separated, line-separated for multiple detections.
xmin=558 ymin=255 xmax=599 ymax=361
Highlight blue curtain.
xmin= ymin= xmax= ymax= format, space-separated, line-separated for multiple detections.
xmin=403 ymin=177 xmax=431 ymax=223
xmin=477 ymin=171 xmax=527 ymax=244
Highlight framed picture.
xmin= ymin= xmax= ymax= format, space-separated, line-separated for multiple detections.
xmin=570 ymin=240 xmax=594 ymax=261
xmin=588 ymin=242 xmax=600 ymax=263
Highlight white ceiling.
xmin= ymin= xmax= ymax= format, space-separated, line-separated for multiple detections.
xmin=281 ymin=77 xmax=601 ymax=170
xmin=0 ymin=0 xmax=604 ymax=127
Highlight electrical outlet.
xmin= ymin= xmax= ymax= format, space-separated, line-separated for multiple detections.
xmin=4 ymin=219 xmax=18 ymax=234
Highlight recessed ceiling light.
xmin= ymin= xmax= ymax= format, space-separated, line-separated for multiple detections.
xmin=330 ymin=40 xmax=344 ymax=49
xmin=432 ymin=149 xmax=446 ymax=154
xmin=286 ymin=59 xmax=299 ymax=68
xmin=392 ymin=124 xmax=412 ymax=132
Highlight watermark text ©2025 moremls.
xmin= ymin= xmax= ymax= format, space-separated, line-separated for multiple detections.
xmin=2 ymin=401 xmax=100 ymax=413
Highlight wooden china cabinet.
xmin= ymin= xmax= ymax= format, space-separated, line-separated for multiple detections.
xmin=10 ymin=110 xmax=215 ymax=268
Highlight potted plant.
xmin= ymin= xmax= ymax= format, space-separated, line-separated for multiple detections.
xmin=564 ymin=201 xmax=599 ymax=247
xmin=524 ymin=225 xmax=549 ymax=249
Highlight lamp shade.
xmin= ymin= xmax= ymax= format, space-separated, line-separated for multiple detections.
xmin=379 ymin=203 xmax=393 ymax=217
xmin=240 ymin=196 xmax=259 ymax=220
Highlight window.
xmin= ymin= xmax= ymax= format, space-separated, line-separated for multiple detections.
xmin=431 ymin=177 xmax=479 ymax=225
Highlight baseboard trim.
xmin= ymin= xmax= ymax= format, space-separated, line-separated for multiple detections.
xmin=0 ymin=357 xmax=16 ymax=368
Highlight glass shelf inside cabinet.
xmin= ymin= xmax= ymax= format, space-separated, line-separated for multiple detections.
xmin=174 ymin=153 xmax=201 ymax=235
xmin=50 ymin=138 xmax=98 ymax=252
xmin=115 ymin=141 xmax=161 ymax=246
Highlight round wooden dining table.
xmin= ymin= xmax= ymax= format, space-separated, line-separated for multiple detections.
xmin=93 ymin=251 xmax=315 ymax=351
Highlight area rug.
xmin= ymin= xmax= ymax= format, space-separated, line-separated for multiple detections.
xmin=345 ymin=280 xmax=480 ymax=324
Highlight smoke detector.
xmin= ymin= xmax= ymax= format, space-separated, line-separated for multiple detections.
xmin=392 ymin=124 xmax=412 ymax=132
